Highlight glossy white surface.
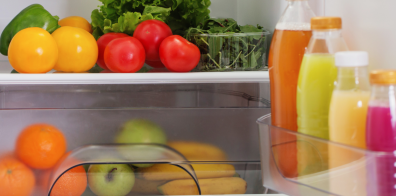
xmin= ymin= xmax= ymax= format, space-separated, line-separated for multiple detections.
xmin=0 ymin=61 xmax=269 ymax=84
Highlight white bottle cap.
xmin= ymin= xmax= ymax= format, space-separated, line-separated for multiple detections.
xmin=335 ymin=51 xmax=369 ymax=67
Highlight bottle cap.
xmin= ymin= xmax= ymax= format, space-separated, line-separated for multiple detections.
xmin=335 ymin=51 xmax=369 ymax=67
xmin=311 ymin=17 xmax=342 ymax=30
xmin=370 ymin=71 xmax=396 ymax=85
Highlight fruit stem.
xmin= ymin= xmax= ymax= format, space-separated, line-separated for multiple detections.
xmin=107 ymin=168 xmax=117 ymax=182
xmin=7 ymin=169 xmax=12 ymax=174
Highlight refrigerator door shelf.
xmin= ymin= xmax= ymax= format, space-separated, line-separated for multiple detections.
xmin=0 ymin=61 xmax=269 ymax=85
xmin=257 ymin=114 xmax=386 ymax=196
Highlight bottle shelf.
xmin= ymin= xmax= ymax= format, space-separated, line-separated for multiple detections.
xmin=257 ymin=114 xmax=391 ymax=196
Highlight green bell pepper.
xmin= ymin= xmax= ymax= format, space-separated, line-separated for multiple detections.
xmin=0 ymin=4 xmax=60 ymax=56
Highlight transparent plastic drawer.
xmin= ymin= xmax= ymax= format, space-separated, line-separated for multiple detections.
xmin=0 ymin=106 xmax=270 ymax=196
xmin=257 ymin=114 xmax=393 ymax=196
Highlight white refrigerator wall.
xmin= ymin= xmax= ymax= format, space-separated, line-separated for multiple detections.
xmin=0 ymin=0 xmax=393 ymax=70
xmin=325 ymin=0 xmax=396 ymax=71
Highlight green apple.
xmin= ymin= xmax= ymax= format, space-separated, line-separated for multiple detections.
xmin=88 ymin=164 xmax=135 ymax=196
xmin=115 ymin=119 xmax=167 ymax=144
xmin=115 ymin=119 xmax=167 ymax=168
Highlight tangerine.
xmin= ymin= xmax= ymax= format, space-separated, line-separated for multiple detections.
xmin=0 ymin=157 xmax=35 ymax=196
xmin=50 ymin=165 xmax=87 ymax=196
xmin=40 ymin=152 xmax=84 ymax=194
xmin=16 ymin=124 xmax=67 ymax=169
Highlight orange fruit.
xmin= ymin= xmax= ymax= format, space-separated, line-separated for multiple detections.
xmin=52 ymin=26 xmax=98 ymax=73
xmin=40 ymin=152 xmax=82 ymax=194
xmin=50 ymin=166 xmax=87 ymax=196
xmin=16 ymin=124 xmax=67 ymax=169
xmin=0 ymin=157 xmax=36 ymax=196
xmin=59 ymin=16 xmax=92 ymax=33
xmin=8 ymin=27 xmax=59 ymax=73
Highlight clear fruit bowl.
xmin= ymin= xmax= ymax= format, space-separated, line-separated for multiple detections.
xmin=46 ymin=144 xmax=200 ymax=195
xmin=187 ymin=31 xmax=270 ymax=72
xmin=42 ymin=144 xmax=264 ymax=196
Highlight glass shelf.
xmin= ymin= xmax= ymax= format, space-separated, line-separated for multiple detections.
xmin=0 ymin=61 xmax=269 ymax=85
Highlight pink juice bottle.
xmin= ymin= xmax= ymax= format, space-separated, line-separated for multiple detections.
xmin=366 ymin=70 xmax=396 ymax=196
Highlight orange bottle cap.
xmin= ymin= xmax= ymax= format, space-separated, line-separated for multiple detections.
xmin=370 ymin=70 xmax=396 ymax=85
xmin=311 ymin=17 xmax=342 ymax=30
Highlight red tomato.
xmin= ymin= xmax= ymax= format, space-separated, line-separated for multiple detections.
xmin=97 ymin=33 xmax=129 ymax=70
xmin=133 ymin=19 xmax=173 ymax=66
xmin=104 ymin=37 xmax=146 ymax=73
xmin=159 ymin=35 xmax=201 ymax=72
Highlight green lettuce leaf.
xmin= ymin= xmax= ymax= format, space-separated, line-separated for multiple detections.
xmin=91 ymin=0 xmax=211 ymax=39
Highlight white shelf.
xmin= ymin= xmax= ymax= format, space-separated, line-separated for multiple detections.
xmin=0 ymin=61 xmax=269 ymax=85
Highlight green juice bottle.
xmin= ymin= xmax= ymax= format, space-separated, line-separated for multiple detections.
xmin=296 ymin=17 xmax=348 ymax=177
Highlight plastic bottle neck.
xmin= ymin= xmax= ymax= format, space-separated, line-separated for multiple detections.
xmin=276 ymin=0 xmax=316 ymax=30
xmin=287 ymin=0 xmax=310 ymax=6
xmin=312 ymin=29 xmax=343 ymax=39
xmin=335 ymin=67 xmax=370 ymax=91
xmin=306 ymin=29 xmax=349 ymax=54
xmin=370 ymin=84 xmax=396 ymax=108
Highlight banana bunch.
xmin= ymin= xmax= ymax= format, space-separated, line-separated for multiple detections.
xmin=167 ymin=141 xmax=228 ymax=161
xmin=132 ymin=141 xmax=247 ymax=195
xmin=158 ymin=177 xmax=247 ymax=195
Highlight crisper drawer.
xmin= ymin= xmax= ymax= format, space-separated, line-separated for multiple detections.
xmin=0 ymin=83 xmax=270 ymax=196
xmin=257 ymin=114 xmax=389 ymax=196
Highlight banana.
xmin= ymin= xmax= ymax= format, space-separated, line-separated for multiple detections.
xmin=131 ymin=178 xmax=166 ymax=195
xmin=157 ymin=177 xmax=247 ymax=195
xmin=167 ymin=141 xmax=227 ymax=161
xmin=137 ymin=164 xmax=236 ymax=181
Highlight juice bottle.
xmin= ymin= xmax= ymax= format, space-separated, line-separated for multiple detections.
xmin=328 ymin=51 xmax=370 ymax=196
xmin=297 ymin=17 xmax=348 ymax=177
xmin=297 ymin=17 xmax=348 ymax=139
xmin=269 ymin=0 xmax=315 ymax=132
xmin=366 ymin=71 xmax=396 ymax=196
xmin=329 ymin=51 xmax=370 ymax=148
xmin=268 ymin=0 xmax=315 ymax=178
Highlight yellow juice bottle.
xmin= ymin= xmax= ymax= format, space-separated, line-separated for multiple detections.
xmin=297 ymin=54 xmax=337 ymax=139
xmin=296 ymin=17 xmax=348 ymax=180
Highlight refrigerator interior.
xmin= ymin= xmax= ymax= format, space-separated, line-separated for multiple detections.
xmin=0 ymin=0 xmax=391 ymax=195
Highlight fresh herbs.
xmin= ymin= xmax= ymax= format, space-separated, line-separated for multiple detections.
xmin=91 ymin=0 xmax=211 ymax=39
xmin=186 ymin=18 xmax=268 ymax=72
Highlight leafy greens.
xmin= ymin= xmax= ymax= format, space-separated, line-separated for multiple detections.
xmin=91 ymin=0 xmax=211 ymax=39
xmin=186 ymin=18 xmax=268 ymax=71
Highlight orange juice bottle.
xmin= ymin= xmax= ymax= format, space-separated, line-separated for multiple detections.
xmin=329 ymin=51 xmax=370 ymax=149
xmin=268 ymin=0 xmax=315 ymax=178
xmin=328 ymin=52 xmax=370 ymax=196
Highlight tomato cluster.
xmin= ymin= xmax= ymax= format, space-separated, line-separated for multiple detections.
xmin=7 ymin=18 xmax=200 ymax=73
xmin=97 ymin=20 xmax=201 ymax=73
